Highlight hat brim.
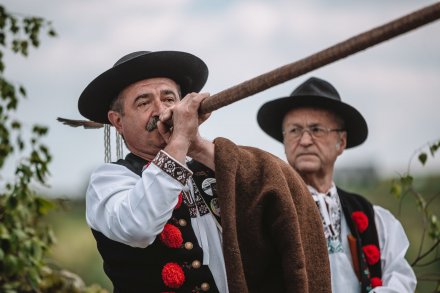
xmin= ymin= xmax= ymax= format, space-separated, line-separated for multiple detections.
xmin=257 ymin=95 xmax=368 ymax=148
xmin=78 ymin=51 xmax=208 ymax=124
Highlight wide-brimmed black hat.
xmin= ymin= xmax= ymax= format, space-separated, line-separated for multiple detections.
xmin=257 ymin=77 xmax=368 ymax=148
xmin=78 ymin=51 xmax=208 ymax=124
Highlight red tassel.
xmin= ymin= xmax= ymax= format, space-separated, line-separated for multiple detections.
xmin=160 ymin=224 xmax=183 ymax=248
xmin=162 ymin=262 xmax=185 ymax=289
xmin=371 ymin=277 xmax=383 ymax=288
xmin=352 ymin=211 xmax=369 ymax=233
xmin=363 ymin=244 xmax=380 ymax=265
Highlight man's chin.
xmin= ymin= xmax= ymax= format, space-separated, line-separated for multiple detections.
xmin=294 ymin=161 xmax=319 ymax=174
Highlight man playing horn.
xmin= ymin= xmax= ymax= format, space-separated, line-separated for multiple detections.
xmin=78 ymin=51 xmax=331 ymax=292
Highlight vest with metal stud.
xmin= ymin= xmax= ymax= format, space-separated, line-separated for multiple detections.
xmin=91 ymin=153 xmax=220 ymax=293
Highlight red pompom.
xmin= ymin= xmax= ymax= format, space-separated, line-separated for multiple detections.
xmin=160 ymin=224 xmax=183 ymax=248
xmin=162 ymin=262 xmax=185 ymax=289
xmin=363 ymin=244 xmax=380 ymax=265
xmin=370 ymin=277 xmax=383 ymax=288
xmin=174 ymin=192 xmax=183 ymax=209
xmin=352 ymin=211 xmax=369 ymax=233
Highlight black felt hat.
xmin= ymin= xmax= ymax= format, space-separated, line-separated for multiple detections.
xmin=257 ymin=77 xmax=368 ymax=148
xmin=78 ymin=51 xmax=208 ymax=124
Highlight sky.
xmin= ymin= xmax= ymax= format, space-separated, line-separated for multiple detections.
xmin=2 ymin=0 xmax=440 ymax=198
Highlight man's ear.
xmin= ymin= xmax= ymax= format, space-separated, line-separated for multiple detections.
xmin=108 ymin=111 xmax=122 ymax=133
xmin=336 ymin=132 xmax=347 ymax=153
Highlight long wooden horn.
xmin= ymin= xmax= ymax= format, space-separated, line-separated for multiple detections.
xmin=199 ymin=1 xmax=440 ymax=114
xmin=59 ymin=2 xmax=440 ymax=130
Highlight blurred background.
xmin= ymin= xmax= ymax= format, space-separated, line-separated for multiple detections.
xmin=2 ymin=0 xmax=439 ymax=292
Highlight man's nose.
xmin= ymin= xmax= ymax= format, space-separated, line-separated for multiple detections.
xmin=298 ymin=130 xmax=313 ymax=145
xmin=151 ymin=99 xmax=167 ymax=115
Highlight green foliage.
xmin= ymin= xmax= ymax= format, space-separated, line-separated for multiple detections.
xmin=0 ymin=5 xmax=107 ymax=292
xmin=390 ymin=139 xmax=440 ymax=290
xmin=0 ymin=132 xmax=55 ymax=291
xmin=0 ymin=5 xmax=55 ymax=169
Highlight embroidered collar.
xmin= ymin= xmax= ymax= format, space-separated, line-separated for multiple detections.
xmin=308 ymin=184 xmax=343 ymax=253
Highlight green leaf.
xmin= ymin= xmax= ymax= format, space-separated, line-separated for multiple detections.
xmin=0 ymin=222 xmax=11 ymax=238
xmin=12 ymin=228 xmax=27 ymax=241
xmin=18 ymin=85 xmax=26 ymax=96
xmin=400 ymin=175 xmax=413 ymax=187
xmin=36 ymin=197 xmax=55 ymax=215
xmin=48 ymin=29 xmax=57 ymax=37
xmin=4 ymin=254 xmax=19 ymax=274
xmin=10 ymin=120 xmax=21 ymax=129
xmin=429 ymin=142 xmax=439 ymax=156
xmin=27 ymin=267 xmax=41 ymax=289
xmin=0 ymin=31 xmax=5 ymax=45
xmin=390 ymin=181 xmax=402 ymax=199
xmin=418 ymin=152 xmax=428 ymax=165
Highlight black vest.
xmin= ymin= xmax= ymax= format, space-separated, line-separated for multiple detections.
xmin=91 ymin=153 xmax=220 ymax=293
xmin=338 ymin=188 xmax=382 ymax=293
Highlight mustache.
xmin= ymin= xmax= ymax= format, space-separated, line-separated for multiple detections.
xmin=145 ymin=115 xmax=160 ymax=132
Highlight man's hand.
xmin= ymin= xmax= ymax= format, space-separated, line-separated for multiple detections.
xmin=158 ymin=92 xmax=213 ymax=167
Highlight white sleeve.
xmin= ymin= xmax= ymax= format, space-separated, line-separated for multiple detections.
xmin=370 ymin=206 xmax=417 ymax=293
xmin=85 ymin=150 xmax=192 ymax=248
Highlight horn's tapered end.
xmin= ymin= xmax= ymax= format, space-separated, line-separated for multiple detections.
xmin=57 ymin=117 xmax=104 ymax=129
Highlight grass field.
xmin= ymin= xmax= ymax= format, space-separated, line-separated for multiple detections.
xmin=46 ymin=202 xmax=113 ymax=291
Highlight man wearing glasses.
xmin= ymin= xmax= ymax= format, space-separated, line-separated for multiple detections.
xmin=257 ymin=77 xmax=416 ymax=293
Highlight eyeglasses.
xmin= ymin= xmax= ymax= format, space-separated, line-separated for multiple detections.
xmin=283 ymin=126 xmax=344 ymax=140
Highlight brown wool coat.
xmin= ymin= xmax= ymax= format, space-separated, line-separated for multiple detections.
xmin=214 ymin=137 xmax=331 ymax=293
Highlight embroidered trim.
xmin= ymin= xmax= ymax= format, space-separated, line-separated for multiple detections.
xmin=181 ymin=190 xmax=196 ymax=217
xmin=191 ymin=178 xmax=210 ymax=216
xmin=153 ymin=150 xmax=192 ymax=185
xmin=180 ymin=180 xmax=210 ymax=218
